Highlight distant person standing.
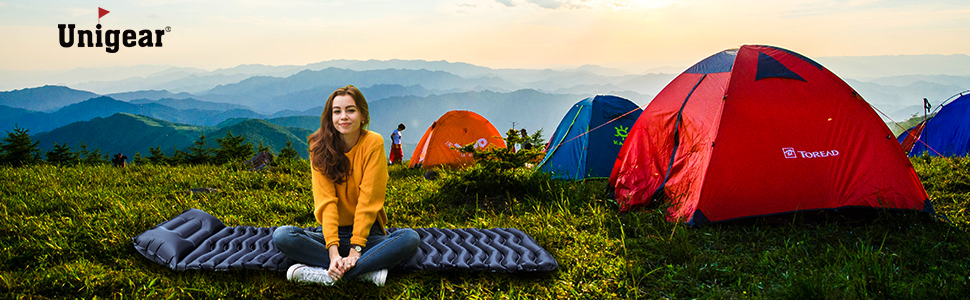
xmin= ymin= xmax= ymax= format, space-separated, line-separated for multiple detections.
xmin=111 ymin=153 xmax=127 ymax=167
xmin=389 ymin=123 xmax=405 ymax=164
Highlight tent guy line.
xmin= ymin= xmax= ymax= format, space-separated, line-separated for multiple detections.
xmin=542 ymin=99 xmax=649 ymax=159
xmin=538 ymin=95 xmax=643 ymax=181
xmin=898 ymin=91 xmax=970 ymax=160
xmin=871 ymin=95 xmax=947 ymax=157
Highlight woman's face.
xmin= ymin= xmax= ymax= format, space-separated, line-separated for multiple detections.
xmin=331 ymin=94 xmax=362 ymax=136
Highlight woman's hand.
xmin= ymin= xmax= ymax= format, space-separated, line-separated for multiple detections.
xmin=336 ymin=255 xmax=359 ymax=272
xmin=327 ymin=245 xmax=345 ymax=280
xmin=341 ymin=248 xmax=361 ymax=270
xmin=327 ymin=245 xmax=362 ymax=280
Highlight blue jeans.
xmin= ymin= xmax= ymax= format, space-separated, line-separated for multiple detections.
xmin=273 ymin=225 xmax=420 ymax=279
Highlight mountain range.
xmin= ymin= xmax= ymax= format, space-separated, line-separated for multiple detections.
xmin=0 ymin=96 xmax=267 ymax=133
xmin=4 ymin=54 xmax=969 ymax=93
xmin=3 ymin=57 xmax=970 ymax=160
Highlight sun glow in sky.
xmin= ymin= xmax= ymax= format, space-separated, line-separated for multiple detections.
xmin=1 ymin=0 xmax=968 ymax=72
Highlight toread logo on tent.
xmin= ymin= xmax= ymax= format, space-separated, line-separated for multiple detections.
xmin=58 ymin=7 xmax=170 ymax=53
xmin=783 ymin=147 xmax=840 ymax=159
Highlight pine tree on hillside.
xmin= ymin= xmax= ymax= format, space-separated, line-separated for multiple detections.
xmin=148 ymin=146 xmax=168 ymax=165
xmin=46 ymin=142 xmax=78 ymax=166
xmin=278 ymin=138 xmax=300 ymax=161
xmin=133 ymin=152 xmax=148 ymax=165
xmin=77 ymin=142 xmax=91 ymax=163
xmin=185 ymin=133 xmax=214 ymax=165
xmin=77 ymin=142 xmax=108 ymax=165
xmin=256 ymin=141 xmax=271 ymax=154
xmin=214 ymin=130 xmax=254 ymax=164
xmin=171 ymin=146 xmax=188 ymax=165
xmin=0 ymin=125 xmax=42 ymax=167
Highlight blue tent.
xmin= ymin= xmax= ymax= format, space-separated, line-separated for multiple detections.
xmin=538 ymin=95 xmax=642 ymax=180
xmin=899 ymin=92 xmax=970 ymax=156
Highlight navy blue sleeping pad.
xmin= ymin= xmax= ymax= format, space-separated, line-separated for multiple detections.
xmin=132 ymin=209 xmax=558 ymax=273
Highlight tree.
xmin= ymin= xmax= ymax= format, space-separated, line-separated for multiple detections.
xmin=77 ymin=142 xmax=107 ymax=165
xmin=525 ymin=128 xmax=545 ymax=149
xmin=148 ymin=146 xmax=168 ymax=165
xmin=503 ymin=127 xmax=545 ymax=151
xmin=133 ymin=152 xmax=148 ymax=165
xmin=455 ymin=128 xmax=545 ymax=170
xmin=504 ymin=128 xmax=524 ymax=150
xmin=278 ymin=138 xmax=301 ymax=161
xmin=184 ymin=133 xmax=214 ymax=165
xmin=0 ymin=125 xmax=42 ymax=167
xmin=46 ymin=142 xmax=78 ymax=166
xmin=171 ymin=146 xmax=188 ymax=165
xmin=256 ymin=140 xmax=271 ymax=154
xmin=214 ymin=130 xmax=254 ymax=164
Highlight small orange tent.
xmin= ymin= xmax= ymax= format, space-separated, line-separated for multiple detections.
xmin=408 ymin=110 xmax=506 ymax=169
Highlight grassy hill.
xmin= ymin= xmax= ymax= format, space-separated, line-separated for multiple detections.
xmin=212 ymin=119 xmax=313 ymax=158
xmin=888 ymin=113 xmax=937 ymax=137
xmin=32 ymin=113 xmax=209 ymax=157
xmin=32 ymin=113 xmax=313 ymax=158
xmin=217 ymin=116 xmax=318 ymax=131
xmin=0 ymin=157 xmax=968 ymax=298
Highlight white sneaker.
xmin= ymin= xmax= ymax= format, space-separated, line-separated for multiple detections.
xmin=286 ymin=263 xmax=335 ymax=286
xmin=357 ymin=269 xmax=388 ymax=287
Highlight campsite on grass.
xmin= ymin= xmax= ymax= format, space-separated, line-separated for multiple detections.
xmin=2 ymin=45 xmax=970 ymax=299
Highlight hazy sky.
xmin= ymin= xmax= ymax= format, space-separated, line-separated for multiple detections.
xmin=2 ymin=0 xmax=969 ymax=72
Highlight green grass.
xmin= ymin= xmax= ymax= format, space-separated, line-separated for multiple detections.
xmin=2 ymin=157 xmax=969 ymax=299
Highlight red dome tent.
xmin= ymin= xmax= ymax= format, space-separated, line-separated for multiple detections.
xmin=609 ymin=45 xmax=934 ymax=225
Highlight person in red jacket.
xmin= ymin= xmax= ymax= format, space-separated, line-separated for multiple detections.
xmin=273 ymin=85 xmax=419 ymax=286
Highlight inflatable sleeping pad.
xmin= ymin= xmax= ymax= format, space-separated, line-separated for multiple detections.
xmin=132 ymin=209 xmax=558 ymax=273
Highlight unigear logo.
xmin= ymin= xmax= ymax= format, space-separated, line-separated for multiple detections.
xmin=783 ymin=147 xmax=840 ymax=159
xmin=58 ymin=7 xmax=170 ymax=53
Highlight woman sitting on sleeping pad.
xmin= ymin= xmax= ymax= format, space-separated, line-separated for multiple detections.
xmin=273 ymin=85 xmax=420 ymax=286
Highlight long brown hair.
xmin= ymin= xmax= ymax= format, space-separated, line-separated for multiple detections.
xmin=308 ymin=85 xmax=370 ymax=183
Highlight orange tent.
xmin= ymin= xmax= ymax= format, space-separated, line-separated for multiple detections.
xmin=408 ymin=110 xmax=506 ymax=169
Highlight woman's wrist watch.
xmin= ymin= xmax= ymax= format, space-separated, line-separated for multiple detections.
xmin=351 ymin=244 xmax=363 ymax=253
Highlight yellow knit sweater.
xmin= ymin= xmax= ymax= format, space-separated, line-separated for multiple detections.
xmin=311 ymin=130 xmax=389 ymax=248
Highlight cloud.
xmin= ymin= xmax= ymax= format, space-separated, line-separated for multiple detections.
xmin=495 ymin=0 xmax=515 ymax=7
xmin=531 ymin=0 xmax=563 ymax=9
xmin=457 ymin=3 xmax=478 ymax=7
xmin=147 ymin=14 xmax=159 ymax=19
xmin=495 ymin=0 xmax=630 ymax=10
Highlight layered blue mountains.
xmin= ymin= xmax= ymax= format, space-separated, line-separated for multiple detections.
xmin=2 ymin=57 xmax=968 ymax=159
